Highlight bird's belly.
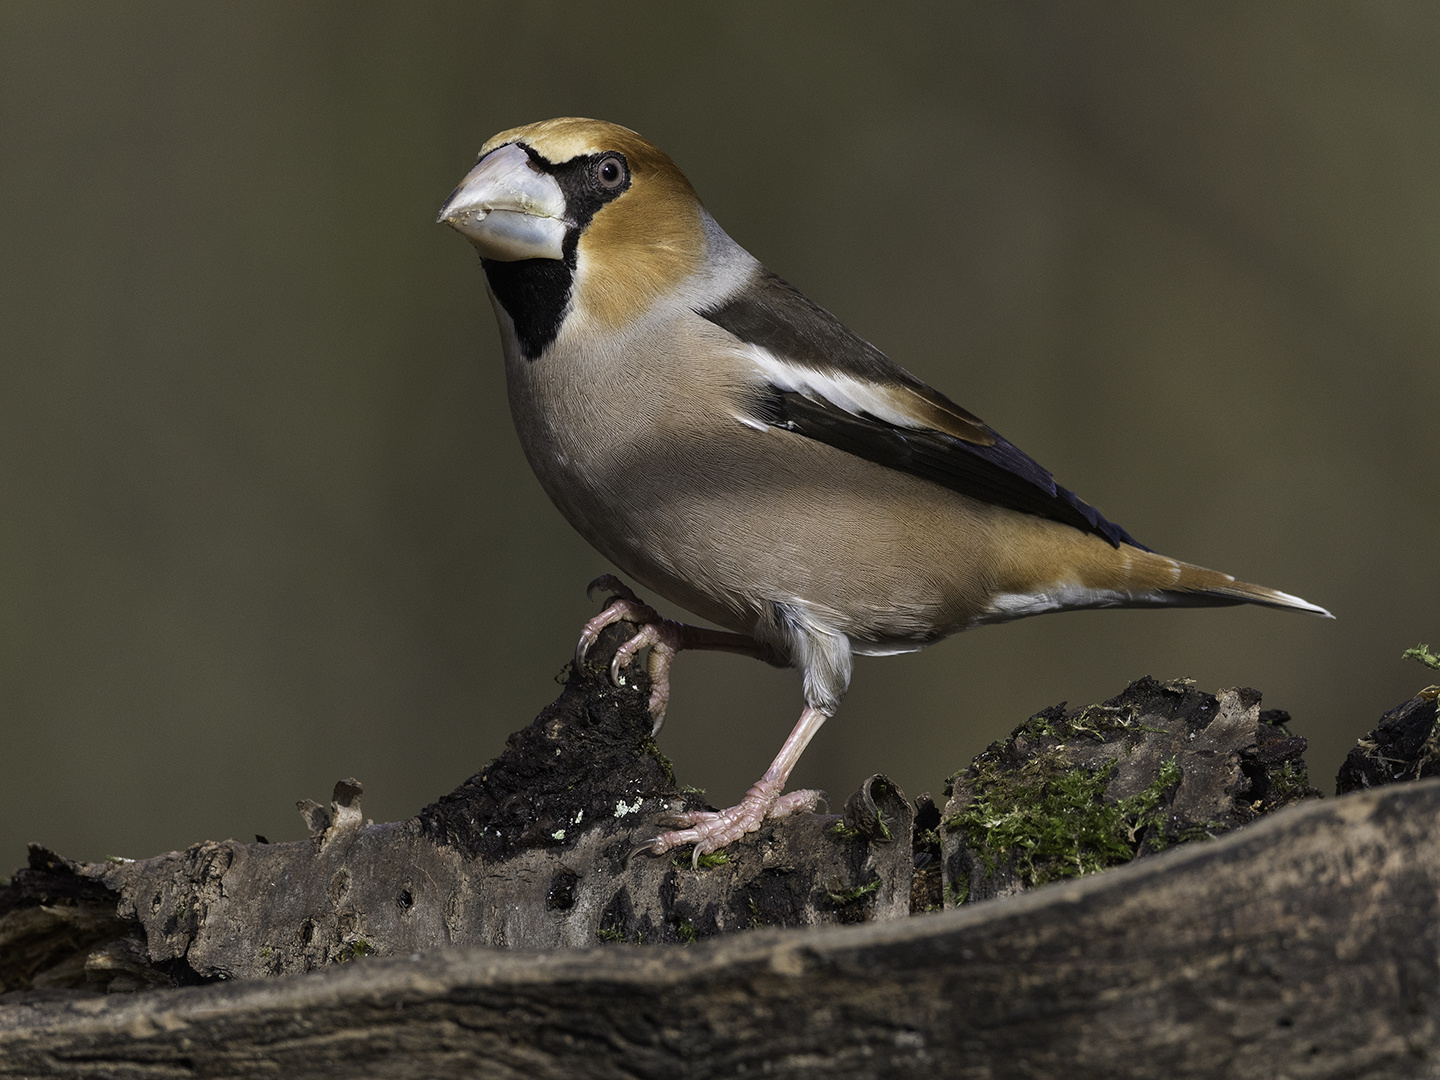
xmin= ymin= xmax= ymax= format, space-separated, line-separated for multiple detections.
xmin=508 ymin=372 xmax=1002 ymax=643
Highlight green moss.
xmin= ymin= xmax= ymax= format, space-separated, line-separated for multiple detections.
xmin=947 ymin=756 xmax=1182 ymax=890
xmin=825 ymin=876 xmax=881 ymax=905
xmin=337 ymin=938 xmax=372 ymax=963
xmin=747 ymin=897 xmax=767 ymax=929
xmin=1025 ymin=703 xmax=1170 ymax=741
xmin=1382 ymin=645 xmax=1440 ymax=768
xmin=1403 ymin=643 xmax=1440 ymax=672
xmin=639 ymin=737 xmax=675 ymax=784
xmin=829 ymin=808 xmax=891 ymax=843
xmin=1172 ymin=821 xmax=1227 ymax=844
xmin=672 ymin=851 xmax=729 ymax=870
xmin=830 ymin=820 xmax=861 ymax=840
xmin=676 ymin=917 xmax=698 ymax=945
xmin=1269 ymin=760 xmax=1310 ymax=800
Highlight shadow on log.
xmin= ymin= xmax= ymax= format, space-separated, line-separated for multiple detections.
xmin=3 ymin=610 xmax=1439 ymax=1076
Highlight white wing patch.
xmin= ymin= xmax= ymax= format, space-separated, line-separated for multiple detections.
xmin=737 ymin=345 xmax=936 ymax=432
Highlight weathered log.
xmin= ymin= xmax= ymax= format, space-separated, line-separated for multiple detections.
xmin=0 ymin=655 xmax=1317 ymax=990
xmin=0 ymin=620 xmax=916 ymax=989
xmin=1 ymin=779 xmax=1437 ymax=1078
xmin=6 ymin=593 xmax=1438 ymax=1076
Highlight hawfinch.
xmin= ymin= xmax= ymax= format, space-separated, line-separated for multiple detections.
xmin=438 ymin=118 xmax=1329 ymax=863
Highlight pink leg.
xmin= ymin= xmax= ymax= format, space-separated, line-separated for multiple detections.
xmin=576 ymin=576 xmax=774 ymax=732
xmin=637 ymin=704 xmax=832 ymax=867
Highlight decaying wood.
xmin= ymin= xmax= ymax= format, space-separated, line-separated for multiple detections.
xmin=1 ymin=652 xmax=1314 ymax=988
xmin=0 ymin=621 xmax=915 ymax=989
xmin=941 ymin=677 xmax=1317 ymax=904
xmin=2 ymin=780 xmax=1438 ymax=1079
xmin=1337 ymin=688 xmax=1440 ymax=792
xmin=4 ymin=597 xmax=1439 ymax=1076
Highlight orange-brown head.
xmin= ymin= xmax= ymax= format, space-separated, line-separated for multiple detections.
xmin=439 ymin=118 xmax=706 ymax=354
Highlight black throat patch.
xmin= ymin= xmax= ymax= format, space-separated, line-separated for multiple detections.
xmin=479 ymin=145 xmax=632 ymax=360
xmin=481 ymin=255 xmax=575 ymax=360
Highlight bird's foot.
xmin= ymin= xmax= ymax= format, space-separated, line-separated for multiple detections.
xmin=637 ymin=779 xmax=829 ymax=867
xmin=575 ymin=574 xmax=651 ymax=660
xmin=576 ymin=575 xmax=684 ymax=728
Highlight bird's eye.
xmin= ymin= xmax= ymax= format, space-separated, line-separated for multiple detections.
xmin=596 ymin=155 xmax=627 ymax=190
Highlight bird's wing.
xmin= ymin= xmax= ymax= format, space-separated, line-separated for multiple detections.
xmin=696 ymin=269 xmax=1146 ymax=550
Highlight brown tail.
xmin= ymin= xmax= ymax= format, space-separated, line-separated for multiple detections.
xmin=1122 ymin=548 xmax=1332 ymax=617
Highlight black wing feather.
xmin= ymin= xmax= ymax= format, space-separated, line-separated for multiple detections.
xmin=751 ymin=390 xmax=1146 ymax=549
xmin=698 ymin=268 xmax=1146 ymax=550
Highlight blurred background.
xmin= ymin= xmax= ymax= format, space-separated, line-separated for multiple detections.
xmin=2 ymin=2 xmax=1437 ymax=873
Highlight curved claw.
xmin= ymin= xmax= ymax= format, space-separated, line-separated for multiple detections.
xmin=575 ymin=595 xmax=659 ymax=666
xmin=628 ymin=837 xmax=665 ymax=862
xmin=572 ymin=582 xmax=685 ymax=728
xmin=639 ymin=782 xmax=829 ymax=865
xmin=573 ymin=577 xmax=766 ymax=730
xmin=608 ymin=621 xmax=677 ymax=712
xmin=586 ymin=574 xmax=639 ymax=606
xmin=610 ymin=623 xmax=660 ymax=685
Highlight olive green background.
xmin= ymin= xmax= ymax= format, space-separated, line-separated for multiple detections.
xmin=2 ymin=2 xmax=1436 ymax=873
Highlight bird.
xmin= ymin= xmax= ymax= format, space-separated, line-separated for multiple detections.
xmin=437 ymin=117 xmax=1330 ymax=865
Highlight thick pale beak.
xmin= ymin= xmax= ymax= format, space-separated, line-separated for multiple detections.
xmin=436 ymin=142 xmax=569 ymax=261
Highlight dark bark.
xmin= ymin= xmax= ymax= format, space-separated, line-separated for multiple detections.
xmin=0 ymin=622 xmax=914 ymax=989
xmin=2 ymin=780 xmax=1439 ymax=1078
xmin=3 ymin=610 xmax=1438 ymax=1076
xmin=1336 ymin=690 xmax=1440 ymax=792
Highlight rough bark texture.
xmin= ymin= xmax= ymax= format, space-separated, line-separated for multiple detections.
xmin=940 ymin=677 xmax=1318 ymax=905
xmin=0 ymin=621 xmax=914 ymax=990
xmin=2 ymin=780 xmax=1439 ymax=1079
xmin=1336 ymin=690 xmax=1440 ymax=793
xmin=3 ymin=612 xmax=1439 ymax=1076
